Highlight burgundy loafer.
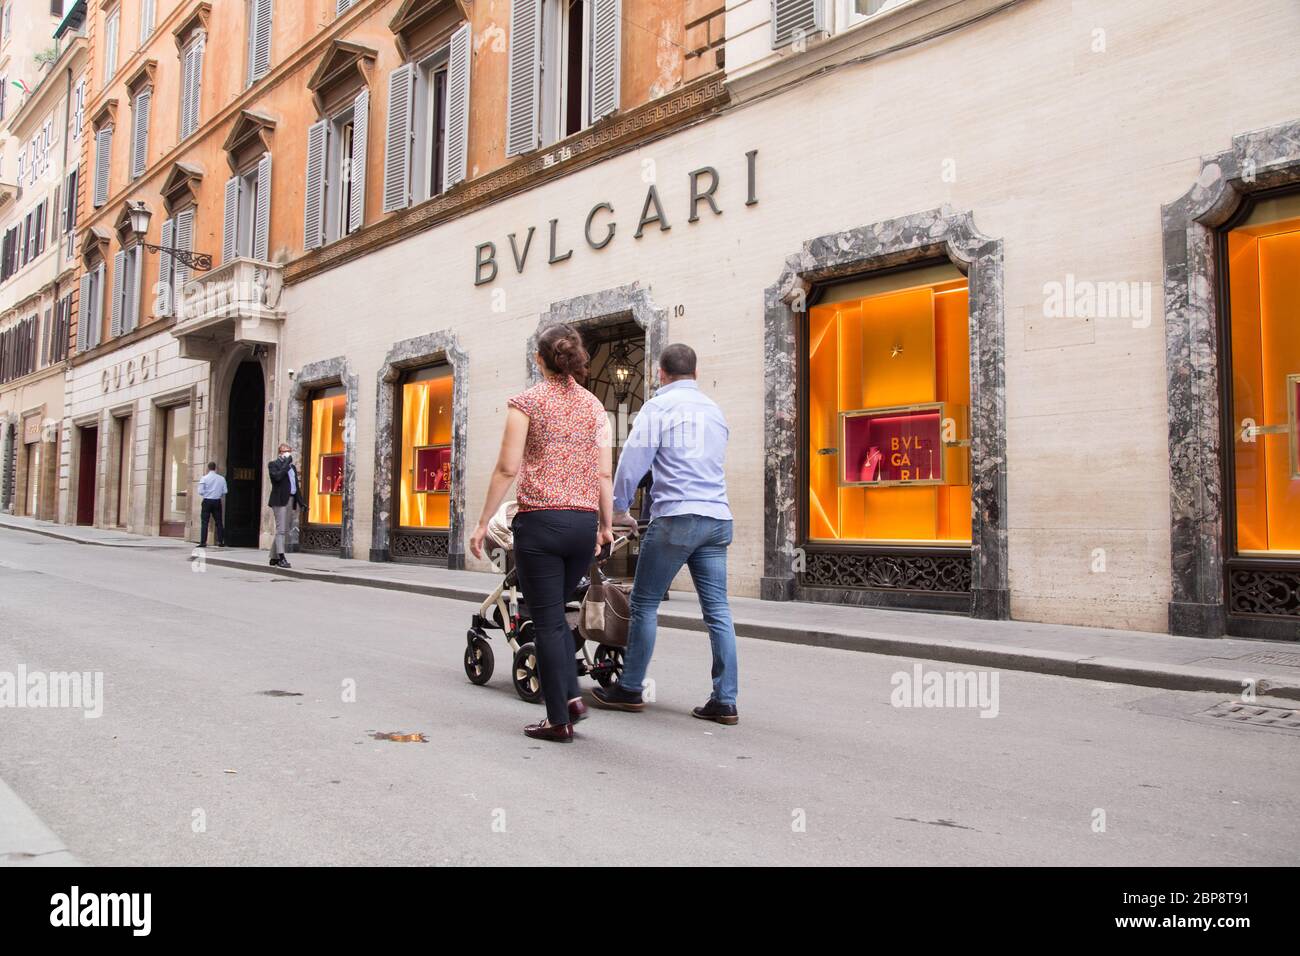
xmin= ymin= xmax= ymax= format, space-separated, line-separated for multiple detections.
xmin=524 ymin=720 xmax=573 ymax=743
xmin=569 ymin=698 xmax=589 ymax=723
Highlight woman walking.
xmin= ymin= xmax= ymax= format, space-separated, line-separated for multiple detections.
xmin=469 ymin=325 xmax=613 ymax=742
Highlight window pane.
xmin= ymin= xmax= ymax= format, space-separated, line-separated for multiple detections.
xmin=162 ymin=405 xmax=190 ymax=524
xmin=399 ymin=367 xmax=453 ymax=528
xmin=308 ymin=391 xmax=346 ymax=526
xmin=808 ymin=274 xmax=970 ymax=544
xmin=1229 ymin=206 xmax=1300 ymax=554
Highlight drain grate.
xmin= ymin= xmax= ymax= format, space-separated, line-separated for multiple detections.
xmin=1234 ymin=651 xmax=1300 ymax=669
xmin=1197 ymin=700 xmax=1300 ymax=732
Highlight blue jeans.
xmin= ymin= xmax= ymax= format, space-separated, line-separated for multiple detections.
xmin=619 ymin=515 xmax=738 ymax=706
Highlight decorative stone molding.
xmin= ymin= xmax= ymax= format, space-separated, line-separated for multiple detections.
xmin=222 ymin=110 xmax=277 ymax=172
xmin=1161 ymin=117 xmax=1300 ymax=639
xmin=172 ymin=2 xmax=211 ymax=48
xmin=762 ymin=205 xmax=1009 ymax=620
xmin=80 ymin=225 xmax=111 ymax=266
xmin=285 ymin=74 xmax=729 ymax=286
xmin=124 ymin=59 xmax=158 ymax=96
xmin=307 ymin=39 xmax=377 ymax=114
xmin=90 ymin=97 xmax=118 ymax=131
xmin=370 ymin=331 xmax=468 ymax=567
xmin=161 ymin=161 xmax=204 ymax=213
xmin=529 ymin=282 xmax=668 ymax=386
xmin=287 ymin=356 xmax=358 ymax=558
xmin=389 ymin=0 xmax=466 ymax=60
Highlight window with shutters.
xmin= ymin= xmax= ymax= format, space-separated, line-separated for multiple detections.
xmin=2 ymin=3 xmax=11 ymax=45
xmin=333 ymin=114 xmax=359 ymax=239
xmin=336 ymin=0 xmax=356 ymax=17
xmin=179 ymin=31 xmax=205 ymax=140
xmin=507 ymin=0 xmax=619 ymax=156
xmin=311 ymin=96 xmax=367 ymax=246
xmin=78 ymin=259 xmax=106 ymax=352
xmin=773 ymin=0 xmax=828 ymax=48
xmin=140 ymin=0 xmax=156 ymax=43
xmin=71 ymin=79 xmax=85 ymax=141
xmin=837 ymin=0 xmax=909 ymax=29
xmin=104 ymin=7 xmax=120 ymax=82
xmin=223 ymin=153 xmax=272 ymax=262
xmin=157 ymin=206 xmax=195 ymax=317
xmin=130 ymin=88 xmax=151 ymax=180
xmin=246 ymin=0 xmax=273 ymax=86
xmin=93 ymin=124 xmax=112 ymax=207
xmin=61 ymin=168 xmax=78 ymax=257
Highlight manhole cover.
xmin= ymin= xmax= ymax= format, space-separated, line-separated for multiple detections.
xmin=1196 ymin=700 xmax=1300 ymax=734
xmin=1235 ymin=651 xmax=1300 ymax=669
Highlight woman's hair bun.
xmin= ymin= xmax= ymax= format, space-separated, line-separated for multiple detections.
xmin=538 ymin=323 xmax=589 ymax=379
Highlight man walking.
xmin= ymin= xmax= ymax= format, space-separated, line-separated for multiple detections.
xmin=197 ymin=462 xmax=227 ymax=549
xmin=267 ymin=443 xmax=306 ymax=569
xmin=590 ymin=343 xmax=739 ymax=724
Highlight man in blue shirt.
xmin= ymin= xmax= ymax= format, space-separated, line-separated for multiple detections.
xmin=590 ymin=343 xmax=739 ymax=724
xmin=197 ymin=462 xmax=227 ymax=548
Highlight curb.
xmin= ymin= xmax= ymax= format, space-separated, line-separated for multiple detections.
xmin=0 ymin=778 xmax=80 ymax=867
xmin=195 ymin=550 xmax=1300 ymax=703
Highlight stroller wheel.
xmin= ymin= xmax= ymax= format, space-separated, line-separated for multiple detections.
xmin=464 ymin=632 xmax=494 ymax=685
xmin=592 ymin=644 xmax=625 ymax=688
xmin=512 ymin=642 xmax=543 ymax=704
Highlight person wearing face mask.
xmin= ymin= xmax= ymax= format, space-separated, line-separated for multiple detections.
xmin=266 ymin=442 xmax=306 ymax=568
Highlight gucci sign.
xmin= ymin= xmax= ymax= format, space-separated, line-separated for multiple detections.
xmin=101 ymin=349 xmax=157 ymax=393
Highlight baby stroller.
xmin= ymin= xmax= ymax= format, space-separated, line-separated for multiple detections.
xmin=463 ymin=501 xmax=631 ymax=703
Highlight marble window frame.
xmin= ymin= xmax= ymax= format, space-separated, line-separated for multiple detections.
xmin=1161 ymin=118 xmax=1300 ymax=639
xmin=288 ymin=356 xmax=358 ymax=558
xmin=762 ymin=205 xmax=1009 ymax=620
xmin=370 ymin=331 xmax=468 ymax=568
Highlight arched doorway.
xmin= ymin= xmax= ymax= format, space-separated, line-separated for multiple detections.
xmin=225 ymin=361 xmax=265 ymax=547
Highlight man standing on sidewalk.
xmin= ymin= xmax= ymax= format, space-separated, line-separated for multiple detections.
xmin=267 ymin=444 xmax=306 ymax=569
xmin=590 ymin=343 xmax=739 ymax=724
xmin=197 ymin=462 xmax=227 ymax=549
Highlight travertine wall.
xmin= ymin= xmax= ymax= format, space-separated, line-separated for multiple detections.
xmin=279 ymin=0 xmax=1300 ymax=632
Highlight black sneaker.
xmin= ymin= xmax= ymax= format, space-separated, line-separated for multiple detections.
xmin=590 ymin=684 xmax=645 ymax=712
xmin=692 ymin=698 xmax=738 ymax=725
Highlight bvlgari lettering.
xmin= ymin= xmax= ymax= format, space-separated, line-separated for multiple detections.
xmin=473 ymin=151 xmax=757 ymax=286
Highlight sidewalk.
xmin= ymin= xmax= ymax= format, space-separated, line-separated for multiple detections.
xmin=4 ymin=512 xmax=1299 ymax=701
xmin=0 ymin=778 xmax=79 ymax=867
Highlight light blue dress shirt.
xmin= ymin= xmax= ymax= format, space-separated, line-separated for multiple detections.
xmin=612 ymin=379 xmax=732 ymax=521
xmin=198 ymin=471 xmax=228 ymax=500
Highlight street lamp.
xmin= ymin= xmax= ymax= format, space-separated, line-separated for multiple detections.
xmin=125 ymin=199 xmax=214 ymax=271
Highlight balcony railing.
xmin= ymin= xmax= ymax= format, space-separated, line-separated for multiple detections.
xmin=172 ymin=257 xmax=284 ymax=357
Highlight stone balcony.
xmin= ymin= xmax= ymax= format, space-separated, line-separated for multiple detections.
xmin=171 ymin=257 xmax=284 ymax=361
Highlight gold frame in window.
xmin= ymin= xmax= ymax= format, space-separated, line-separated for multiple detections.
xmin=411 ymin=442 xmax=452 ymax=494
xmin=317 ymin=451 xmax=344 ymax=496
xmin=1289 ymin=373 xmax=1300 ymax=480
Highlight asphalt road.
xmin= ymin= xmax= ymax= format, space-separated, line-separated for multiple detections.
xmin=1 ymin=530 xmax=1297 ymax=866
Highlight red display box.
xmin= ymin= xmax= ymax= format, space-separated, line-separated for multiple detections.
xmin=839 ymin=402 xmax=967 ymax=486
xmin=413 ymin=444 xmax=451 ymax=494
xmin=317 ymin=452 xmax=344 ymax=495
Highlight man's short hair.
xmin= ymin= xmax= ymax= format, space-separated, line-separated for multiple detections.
xmin=207 ymin=461 xmax=217 ymax=471
xmin=659 ymin=343 xmax=697 ymax=378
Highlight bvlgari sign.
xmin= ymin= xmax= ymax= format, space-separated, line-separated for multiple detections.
xmin=473 ymin=150 xmax=758 ymax=286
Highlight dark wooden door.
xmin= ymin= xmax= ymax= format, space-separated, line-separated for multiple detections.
xmin=76 ymin=426 xmax=97 ymax=525
xmin=225 ymin=362 xmax=265 ymax=547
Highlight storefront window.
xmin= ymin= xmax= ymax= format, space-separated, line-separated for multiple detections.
xmin=808 ymin=266 xmax=970 ymax=544
xmin=160 ymin=404 xmax=190 ymax=535
xmin=308 ymin=387 xmax=346 ymax=526
xmin=1227 ymin=194 xmax=1300 ymax=555
xmin=398 ymin=366 xmax=453 ymax=529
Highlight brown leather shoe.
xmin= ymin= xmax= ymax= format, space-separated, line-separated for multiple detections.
xmin=524 ymin=720 xmax=573 ymax=742
xmin=568 ymin=698 xmax=589 ymax=723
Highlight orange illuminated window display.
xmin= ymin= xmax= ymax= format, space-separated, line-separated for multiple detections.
xmin=307 ymin=388 xmax=346 ymax=526
xmin=1226 ymin=199 xmax=1300 ymax=556
xmin=399 ymin=366 xmax=453 ymax=530
xmin=808 ymin=274 xmax=971 ymax=544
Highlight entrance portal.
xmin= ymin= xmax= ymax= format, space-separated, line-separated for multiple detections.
xmin=76 ymin=425 xmax=98 ymax=526
xmin=225 ymin=362 xmax=265 ymax=547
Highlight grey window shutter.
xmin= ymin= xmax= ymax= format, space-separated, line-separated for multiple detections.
xmin=140 ymin=0 xmax=155 ymax=42
xmin=445 ymin=24 xmax=471 ymax=189
xmin=93 ymin=127 xmax=111 ymax=206
xmin=180 ymin=45 xmax=195 ymax=137
xmin=505 ymin=0 xmax=542 ymax=157
xmin=131 ymin=89 xmax=150 ymax=178
xmin=253 ymin=152 xmax=272 ymax=260
xmin=222 ymin=175 xmax=239 ymax=262
xmin=93 ymin=263 xmax=105 ymax=345
xmin=159 ymin=217 xmax=174 ymax=316
xmin=110 ymin=250 xmax=125 ymax=338
xmin=589 ymin=0 xmax=620 ymax=122
xmin=349 ymin=89 xmax=369 ymax=232
xmin=130 ymin=248 xmax=143 ymax=331
xmin=303 ymin=119 xmax=328 ymax=250
xmin=772 ymin=0 xmax=827 ymax=48
xmin=251 ymin=0 xmax=273 ymax=82
xmin=382 ymin=64 xmax=414 ymax=213
xmin=77 ymin=272 xmax=91 ymax=352
xmin=336 ymin=0 xmax=355 ymax=15
xmin=174 ymin=208 xmax=194 ymax=305
xmin=182 ymin=35 xmax=205 ymax=137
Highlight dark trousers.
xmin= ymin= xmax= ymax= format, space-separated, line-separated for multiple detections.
xmin=200 ymin=499 xmax=224 ymax=547
xmin=511 ymin=508 xmax=598 ymax=726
